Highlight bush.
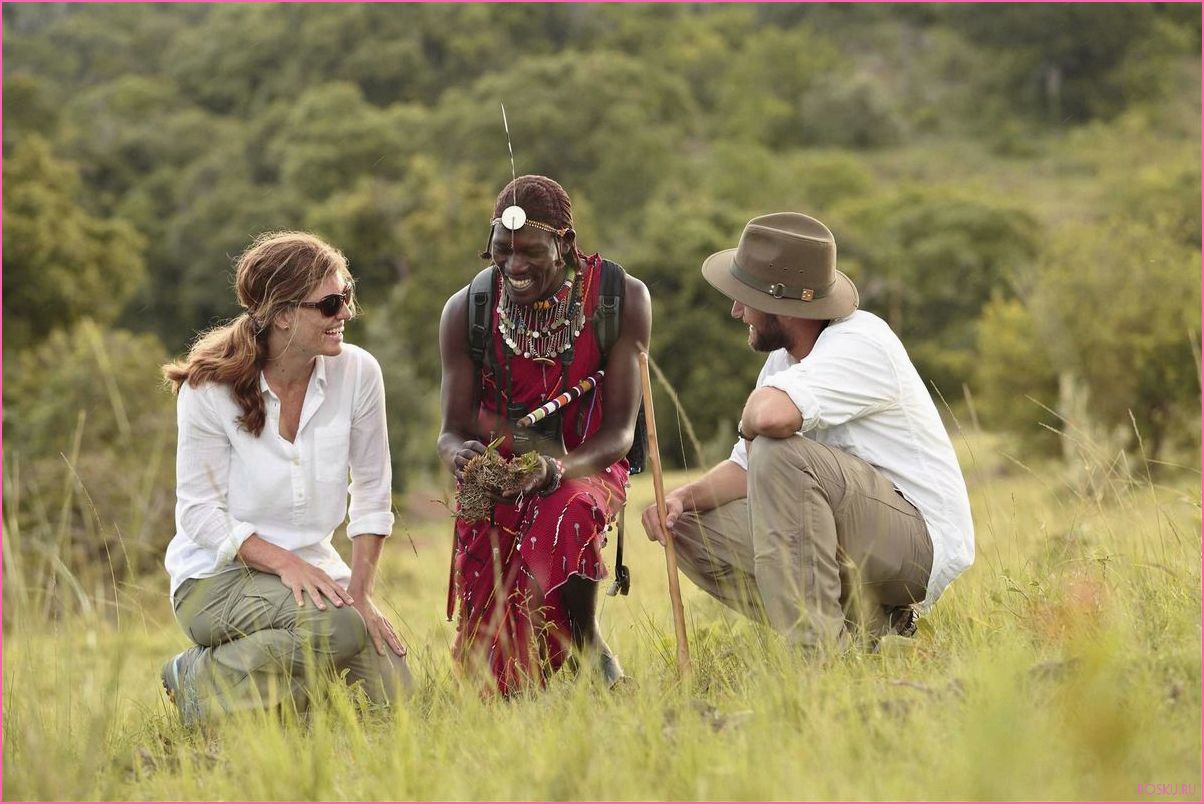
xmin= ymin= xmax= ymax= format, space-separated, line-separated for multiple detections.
xmin=973 ymin=217 xmax=1201 ymax=461
xmin=3 ymin=322 xmax=177 ymax=611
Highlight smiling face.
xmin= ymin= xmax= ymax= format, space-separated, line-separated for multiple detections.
xmin=731 ymin=299 xmax=789 ymax=353
xmin=488 ymin=224 xmax=571 ymax=304
xmin=292 ymin=271 xmax=354 ymax=358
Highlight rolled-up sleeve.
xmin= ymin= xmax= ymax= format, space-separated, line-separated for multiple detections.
xmin=763 ymin=332 xmax=899 ymax=431
xmin=346 ymin=353 xmax=395 ymax=538
xmin=729 ymin=437 xmax=749 ymax=470
xmin=175 ymin=383 xmax=256 ymax=564
xmin=731 ymin=355 xmax=778 ymax=470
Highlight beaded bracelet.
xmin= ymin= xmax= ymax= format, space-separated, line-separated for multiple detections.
xmin=538 ymin=456 xmax=565 ymax=496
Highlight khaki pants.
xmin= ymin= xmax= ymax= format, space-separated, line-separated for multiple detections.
xmin=172 ymin=568 xmax=412 ymax=717
xmin=674 ymin=436 xmax=933 ymax=650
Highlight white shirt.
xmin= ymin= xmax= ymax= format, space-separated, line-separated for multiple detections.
xmin=164 ymin=343 xmax=394 ymax=597
xmin=730 ymin=310 xmax=973 ymax=607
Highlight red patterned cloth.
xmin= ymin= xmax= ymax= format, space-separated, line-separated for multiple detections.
xmin=453 ymin=254 xmax=629 ymax=695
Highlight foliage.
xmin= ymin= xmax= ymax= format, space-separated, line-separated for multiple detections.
xmin=972 ymin=296 xmax=1061 ymax=455
xmin=3 ymin=137 xmax=146 ymax=351
xmin=833 ymin=188 xmax=1042 ymax=399
xmin=1024 ymin=217 xmax=1200 ymax=458
xmin=3 ymin=3 xmax=1199 ymax=488
xmin=2 ymin=321 xmax=177 ymax=588
xmin=944 ymin=4 xmax=1199 ymax=123
xmin=3 ymin=456 xmax=1201 ymax=798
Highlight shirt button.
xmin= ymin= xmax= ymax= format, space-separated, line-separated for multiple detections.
xmin=293 ymin=458 xmax=301 ymax=466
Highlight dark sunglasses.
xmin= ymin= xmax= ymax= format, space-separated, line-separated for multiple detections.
xmin=298 ymin=286 xmax=353 ymax=318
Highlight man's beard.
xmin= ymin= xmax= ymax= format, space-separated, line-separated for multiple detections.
xmin=749 ymin=316 xmax=789 ymax=353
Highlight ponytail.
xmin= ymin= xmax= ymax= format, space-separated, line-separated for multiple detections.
xmin=163 ymin=231 xmax=350 ymax=438
xmin=162 ymin=313 xmax=270 ymax=436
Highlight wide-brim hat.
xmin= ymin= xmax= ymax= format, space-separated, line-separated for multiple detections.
xmin=701 ymin=212 xmax=858 ymax=319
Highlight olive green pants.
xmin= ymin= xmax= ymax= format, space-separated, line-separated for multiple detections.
xmin=172 ymin=568 xmax=411 ymax=718
xmin=673 ymin=436 xmax=933 ymax=650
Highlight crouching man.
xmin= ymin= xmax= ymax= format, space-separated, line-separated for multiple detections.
xmin=641 ymin=212 xmax=974 ymax=652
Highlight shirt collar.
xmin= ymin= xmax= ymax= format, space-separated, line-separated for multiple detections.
xmin=313 ymin=355 xmax=327 ymax=388
xmin=258 ymin=357 xmax=327 ymax=397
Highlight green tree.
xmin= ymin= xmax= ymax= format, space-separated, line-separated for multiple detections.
xmin=975 ymin=217 xmax=1200 ymax=460
xmin=429 ymin=50 xmax=699 ymax=231
xmin=833 ymin=187 xmax=1041 ymax=398
xmin=3 ymin=321 xmax=177 ymax=578
xmin=3 ymin=137 xmax=146 ymax=351
xmin=266 ymin=82 xmax=422 ymax=201
xmin=946 ymin=4 xmax=1198 ymax=123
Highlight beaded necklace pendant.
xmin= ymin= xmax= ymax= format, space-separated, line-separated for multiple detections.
xmin=498 ymin=268 xmax=585 ymax=360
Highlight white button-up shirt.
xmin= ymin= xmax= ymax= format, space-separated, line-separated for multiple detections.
xmin=730 ymin=310 xmax=974 ymax=607
xmin=164 ymin=343 xmax=394 ymax=597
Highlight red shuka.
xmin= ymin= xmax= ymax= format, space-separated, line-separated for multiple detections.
xmin=452 ymin=254 xmax=629 ymax=695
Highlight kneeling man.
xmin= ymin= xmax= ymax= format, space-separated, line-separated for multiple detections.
xmin=641 ymin=212 xmax=974 ymax=651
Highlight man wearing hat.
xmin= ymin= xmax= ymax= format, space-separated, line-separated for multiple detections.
xmin=640 ymin=212 xmax=974 ymax=651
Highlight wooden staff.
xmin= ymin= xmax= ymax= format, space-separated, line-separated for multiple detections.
xmin=639 ymin=351 xmax=691 ymax=678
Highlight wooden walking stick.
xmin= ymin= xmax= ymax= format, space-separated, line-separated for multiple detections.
xmin=638 ymin=351 xmax=691 ymax=678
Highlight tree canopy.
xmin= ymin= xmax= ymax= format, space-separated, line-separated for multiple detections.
xmin=4 ymin=3 xmax=1200 ymax=494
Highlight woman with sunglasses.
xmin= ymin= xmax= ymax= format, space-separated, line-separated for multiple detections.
xmin=160 ymin=231 xmax=410 ymax=726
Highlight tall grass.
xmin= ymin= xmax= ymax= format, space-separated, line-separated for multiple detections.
xmin=3 ymin=424 xmax=1200 ymax=799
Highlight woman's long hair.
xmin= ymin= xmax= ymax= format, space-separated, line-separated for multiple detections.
xmin=162 ymin=231 xmax=352 ymax=437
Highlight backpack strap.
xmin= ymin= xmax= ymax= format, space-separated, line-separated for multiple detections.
xmin=467 ymin=266 xmax=497 ymax=372
xmin=594 ymin=259 xmax=626 ymax=363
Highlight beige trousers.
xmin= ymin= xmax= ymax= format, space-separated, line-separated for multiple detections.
xmin=674 ymin=436 xmax=933 ymax=650
xmin=173 ymin=568 xmax=412 ymax=718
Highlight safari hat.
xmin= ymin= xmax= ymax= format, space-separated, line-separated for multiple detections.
xmin=701 ymin=212 xmax=858 ymax=319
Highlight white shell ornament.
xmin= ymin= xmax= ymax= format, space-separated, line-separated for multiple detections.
xmin=499 ymin=205 xmax=527 ymax=231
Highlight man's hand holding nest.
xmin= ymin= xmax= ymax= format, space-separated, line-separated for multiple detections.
xmin=454 ymin=438 xmax=562 ymax=522
xmin=497 ymin=455 xmax=554 ymax=500
xmin=452 ymin=440 xmax=489 ymax=483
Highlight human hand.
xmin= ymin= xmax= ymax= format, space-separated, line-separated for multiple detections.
xmin=499 ymin=454 xmax=554 ymax=500
xmin=452 ymin=440 xmax=488 ymax=482
xmin=277 ymin=555 xmax=356 ymax=610
xmin=351 ymin=595 xmax=407 ymax=657
xmin=641 ymin=493 xmax=686 ymax=545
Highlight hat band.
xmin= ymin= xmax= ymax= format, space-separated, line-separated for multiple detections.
xmin=731 ymin=260 xmax=835 ymax=303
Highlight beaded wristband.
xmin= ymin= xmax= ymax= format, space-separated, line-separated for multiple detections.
xmin=538 ymin=456 xmax=565 ymax=496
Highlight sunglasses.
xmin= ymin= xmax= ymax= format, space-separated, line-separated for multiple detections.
xmin=298 ymin=286 xmax=353 ymax=318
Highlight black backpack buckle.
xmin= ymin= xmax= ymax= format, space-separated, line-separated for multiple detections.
xmin=606 ymin=563 xmax=630 ymax=597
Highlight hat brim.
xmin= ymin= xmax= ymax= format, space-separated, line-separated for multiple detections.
xmin=701 ymin=248 xmax=859 ymax=319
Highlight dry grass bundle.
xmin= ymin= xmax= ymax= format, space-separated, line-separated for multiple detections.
xmin=455 ymin=439 xmax=542 ymax=522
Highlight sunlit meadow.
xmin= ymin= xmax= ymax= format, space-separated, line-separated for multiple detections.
xmin=3 ymin=422 xmax=1200 ymax=801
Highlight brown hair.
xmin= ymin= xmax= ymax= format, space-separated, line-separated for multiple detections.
xmin=162 ymin=231 xmax=353 ymax=436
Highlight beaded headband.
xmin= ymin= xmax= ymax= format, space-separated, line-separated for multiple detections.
xmin=491 ymin=204 xmax=570 ymax=237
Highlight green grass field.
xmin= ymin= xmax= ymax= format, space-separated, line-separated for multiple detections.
xmin=3 ymin=434 xmax=1200 ymax=801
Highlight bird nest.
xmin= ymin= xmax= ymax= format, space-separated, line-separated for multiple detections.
xmin=455 ymin=439 xmax=542 ymax=522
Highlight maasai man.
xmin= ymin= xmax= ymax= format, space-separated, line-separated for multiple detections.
xmin=437 ymin=175 xmax=651 ymax=695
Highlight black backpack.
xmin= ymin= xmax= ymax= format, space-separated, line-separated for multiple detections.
xmin=464 ymin=259 xmax=646 ymax=596
xmin=465 ymin=259 xmax=647 ymax=474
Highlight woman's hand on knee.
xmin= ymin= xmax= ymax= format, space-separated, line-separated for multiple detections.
xmin=277 ymin=555 xmax=356 ymax=611
xmin=352 ymin=596 xmax=407 ymax=657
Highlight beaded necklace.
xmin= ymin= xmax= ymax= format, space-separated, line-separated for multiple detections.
xmin=497 ymin=267 xmax=585 ymax=360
